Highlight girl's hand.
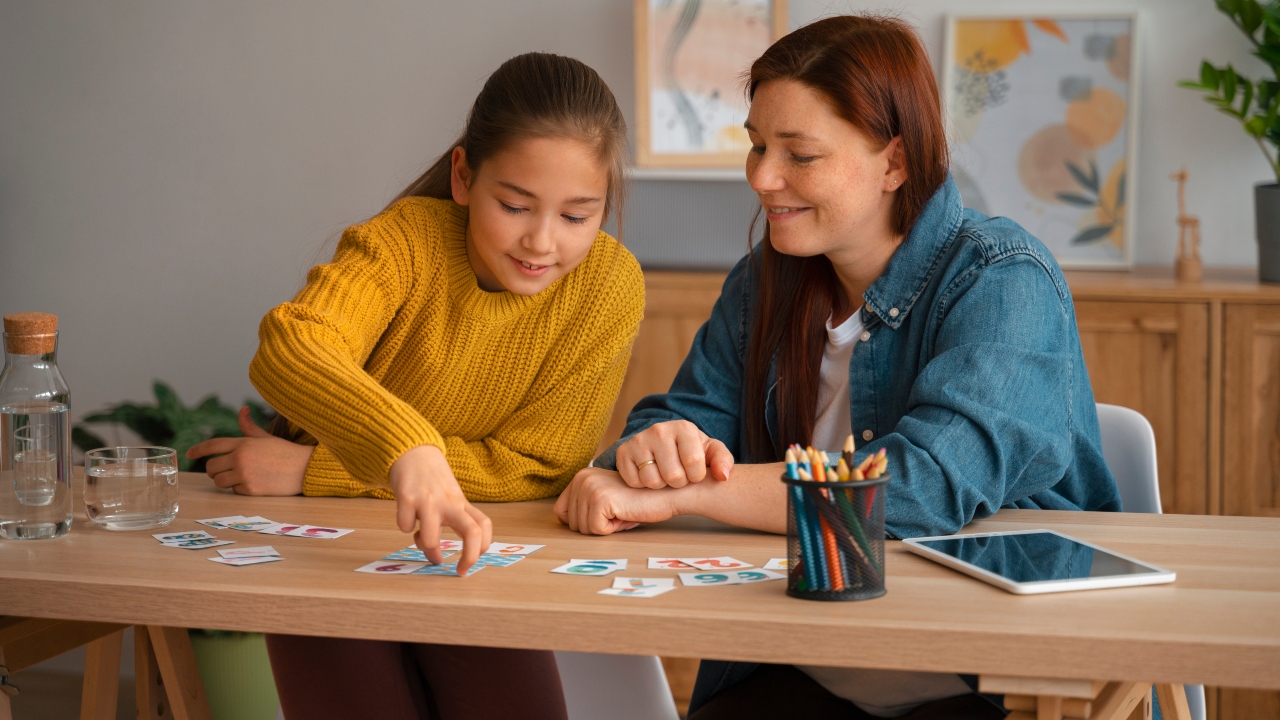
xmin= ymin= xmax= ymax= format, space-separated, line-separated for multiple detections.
xmin=186 ymin=407 xmax=312 ymax=496
xmin=390 ymin=445 xmax=493 ymax=575
xmin=554 ymin=466 xmax=682 ymax=535
xmin=616 ymin=420 xmax=734 ymax=489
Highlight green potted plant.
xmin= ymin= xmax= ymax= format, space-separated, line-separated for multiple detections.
xmin=1181 ymin=0 xmax=1280 ymax=281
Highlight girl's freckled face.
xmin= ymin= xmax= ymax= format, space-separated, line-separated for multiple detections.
xmin=454 ymin=137 xmax=609 ymax=295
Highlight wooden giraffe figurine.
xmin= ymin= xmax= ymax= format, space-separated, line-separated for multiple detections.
xmin=1172 ymin=167 xmax=1203 ymax=282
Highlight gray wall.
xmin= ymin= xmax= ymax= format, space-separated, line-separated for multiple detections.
xmin=0 ymin=0 xmax=1270 ymax=419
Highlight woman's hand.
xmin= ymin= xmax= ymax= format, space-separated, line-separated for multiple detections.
xmin=554 ymin=466 xmax=683 ymax=535
xmin=615 ymin=420 xmax=734 ymax=489
xmin=186 ymin=407 xmax=313 ymax=496
xmin=390 ymin=445 xmax=493 ymax=575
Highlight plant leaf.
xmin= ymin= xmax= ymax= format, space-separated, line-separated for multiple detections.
xmin=71 ymin=427 xmax=107 ymax=453
xmin=1247 ymin=116 xmax=1269 ymax=137
xmin=1257 ymin=44 xmax=1280 ymax=68
xmin=1240 ymin=0 xmax=1265 ymax=34
xmin=1065 ymin=161 xmax=1098 ymax=193
xmin=1071 ymin=225 xmax=1114 ymax=245
xmin=1116 ymin=172 xmax=1127 ymax=208
xmin=169 ymin=428 xmax=208 ymax=472
xmin=1201 ymin=61 xmax=1221 ymax=89
xmin=1056 ymin=192 xmax=1097 ymax=207
xmin=1242 ymin=78 xmax=1255 ymax=117
xmin=1224 ymin=65 xmax=1239 ymax=104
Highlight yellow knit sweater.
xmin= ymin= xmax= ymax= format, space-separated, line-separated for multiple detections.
xmin=249 ymin=197 xmax=644 ymax=501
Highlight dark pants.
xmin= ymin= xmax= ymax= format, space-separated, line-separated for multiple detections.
xmin=689 ymin=663 xmax=1007 ymax=720
xmin=265 ymin=634 xmax=568 ymax=720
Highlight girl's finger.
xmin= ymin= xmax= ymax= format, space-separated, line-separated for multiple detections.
xmin=204 ymin=454 xmax=235 ymax=480
xmin=447 ymin=509 xmax=482 ymax=575
xmin=210 ymin=468 xmax=239 ymax=489
xmin=395 ymin=495 xmax=417 ymax=534
xmin=465 ymin=504 xmax=493 ymax=551
xmin=237 ymin=406 xmax=272 ymax=438
xmin=186 ymin=437 xmax=240 ymax=460
xmin=420 ymin=504 xmax=444 ymax=565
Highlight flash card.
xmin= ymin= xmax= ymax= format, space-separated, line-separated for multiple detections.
xmin=356 ymin=561 xmax=427 ymax=574
xmin=217 ymin=546 xmax=279 ymax=559
xmin=411 ymin=563 xmax=484 ymax=577
xmin=679 ymin=572 xmax=739 ymax=586
xmin=550 ymin=559 xmax=627 ymax=576
xmin=486 ymin=542 xmax=545 ymax=555
xmin=410 ymin=540 xmax=464 ymax=552
xmin=164 ymin=538 xmax=235 ymax=550
xmin=472 ymin=553 xmax=524 ymax=568
xmin=599 ymin=585 xmax=676 ymax=598
xmin=764 ymin=558 xmax=789 ymax=570
xmin=209 ymin=556 xmax=283 ymax=567
xmin=611 ymin=577 xmax=676 ymax=590
xmin=197 ymin=515 xmax=247 ymax=529
xmin=222 ymin=516 xmax=278 ymax=531
xmin=731 ymin=570 xmax=785 ymax=584
xmin=679 ymin=557 xmax=753 ymax=571
xmin=257 ymin=524 xmax=302 ymax=536
xmin=383 ymin=548 xmax=455 ymax=563
xmin=153 ymin=531 xmax=214 ymax=543
xmin=283 ymin=525 xmax=354 ymax=539
xmin=648 ymin=557 xmax=698 ymax=570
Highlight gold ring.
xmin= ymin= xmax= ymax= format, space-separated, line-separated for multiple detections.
xmin=636 ymin=459 xmax=657 ymax=470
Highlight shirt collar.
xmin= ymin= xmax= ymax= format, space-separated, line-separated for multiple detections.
xmin=862 ymin=175 xmax=964 ymax=330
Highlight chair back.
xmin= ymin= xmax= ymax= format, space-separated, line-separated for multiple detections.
xmin=555 ymin=651 xmax=680 ymax=720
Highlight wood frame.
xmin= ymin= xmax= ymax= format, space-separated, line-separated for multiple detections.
xmin=942 ymin=12 xmax=1142 ymax=269
xmin=634 ymin=0 xmax=788 ymax=169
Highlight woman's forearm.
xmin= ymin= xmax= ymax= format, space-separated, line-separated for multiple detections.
xmin=674 ymin=462 xmax=789 ymax=534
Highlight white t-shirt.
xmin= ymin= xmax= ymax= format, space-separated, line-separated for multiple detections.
xmin=799 ymin=309 xmax=971 ymax=717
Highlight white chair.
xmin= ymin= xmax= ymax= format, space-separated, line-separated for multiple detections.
xmin=555 ymin=651 xmax=680 ymax=720
xmin=1095 ymin=403 xmax=1206 ymax=720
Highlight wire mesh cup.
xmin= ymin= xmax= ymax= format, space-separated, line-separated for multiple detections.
xmin=782 ymin=474 xmax=889 ymax=601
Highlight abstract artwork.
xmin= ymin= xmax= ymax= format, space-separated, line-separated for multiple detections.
xmin=634 ymin=0 xmax=788 ymax=168
xmin=944 ymin=15 xmax=1139 ymax=268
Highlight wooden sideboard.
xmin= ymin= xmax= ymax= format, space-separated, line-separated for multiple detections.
xmin=601 ymin=268 xmax=1280 ymax=720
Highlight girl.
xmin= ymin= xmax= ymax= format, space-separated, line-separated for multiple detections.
xmin=189 ymin=52 xmax=643 ymax=720
xmin=554 ymin=16 xmax=1120 ymax=720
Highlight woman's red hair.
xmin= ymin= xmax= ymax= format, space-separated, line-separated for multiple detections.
xmin=742 ymin=15 xmax=949 ymax=461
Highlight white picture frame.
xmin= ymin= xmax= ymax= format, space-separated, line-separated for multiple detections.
xmin=943 ymin=12 xmax=1141 ymax=269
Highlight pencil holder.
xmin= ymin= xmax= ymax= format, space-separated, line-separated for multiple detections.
xmin=782 ymin=474 xmax=889 ymax=601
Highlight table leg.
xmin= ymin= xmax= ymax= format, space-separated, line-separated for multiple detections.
xmin=79 ymin=629 xmax=123 ymax=720
xmin=145 ymin=626 xmax=212 ymax=720
xmin=135 ymin=625 xmax=174 ymax=720
xmin=1154 ymin=684 xmax=1192 ymax=720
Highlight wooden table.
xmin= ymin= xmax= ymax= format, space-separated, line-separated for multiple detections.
xmin=2 ymin=474 xmax=1278 ymax=720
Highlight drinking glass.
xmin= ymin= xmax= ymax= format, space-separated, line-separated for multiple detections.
xmin=83 ymin=447 xmax=179 ymax=530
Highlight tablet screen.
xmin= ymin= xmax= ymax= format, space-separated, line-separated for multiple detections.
xmin=915 ymin=531 xmax=1161 ymax=584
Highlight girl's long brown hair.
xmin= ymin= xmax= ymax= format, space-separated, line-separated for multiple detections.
xmin=742 ymin=15 xmax=949 ymax=461
xmin=388 ymin=52 xmax=629 ymax=227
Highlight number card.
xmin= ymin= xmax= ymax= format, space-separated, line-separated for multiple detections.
xmin=679 ymin=557 xmax=753 ymax=571
xmin=550 ymin=559 xmax=627 ymax=576
xmin=356 ymin=561 xmax=427 ymax=574
xmin=764 ymin=558 xmax=788 ymax=570
xmin=411 ymin=563 xmax=484 ymax=577
xmin=648 ymin=558 xmax=698 ymax=570
xmin=486 ymin=542 xmax=545 ymax=555
xmin=153 ymin=531 xmax=214 ymax=543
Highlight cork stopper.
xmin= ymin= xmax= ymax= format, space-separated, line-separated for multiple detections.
xmin=4 ymin=313 xmax=58 ymax=354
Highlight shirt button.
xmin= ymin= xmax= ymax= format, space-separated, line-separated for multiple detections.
xmin=860 ymin=331 xmax=871 ymax=342
xmin=862 ymin=430 xmax=874 ymax=441
xmin=888 ymin=307 xmax=900 ymax=318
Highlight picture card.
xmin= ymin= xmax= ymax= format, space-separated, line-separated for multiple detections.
xmin=222 ymin=516 xmax=278 ymax=531
xmin=648 ymin=557 xmax=698 ymax=570
xmin=283 ymin=525 xmax=354 ymax=539
xmin=678 ymin=569 xmax=785 ymax=586
xmin=196 ymin=515 xmax=248 ymax=529
xmin=383 ymin=548 xmax=455 ymax=563
xmin=764 ymin=558 xmax=789 ymax=570
xmin=411 ymin=563 xmax=484 ymax=577
xmin=217 ymin=546 xmax=279 ymax=560
xmin=611 ymin=577 xmax=676 ymax=590
xmin=599 ymin=585 xmax=676 ymax=598
xmin=258 ymin=524 xmax=303 ymax=536
xmin=472 ymin=553 xmax=524 ymax=568
xmin=550 ymin=559 xmax=627 ymax=576
xmin=163 ymin=538 xmax=235 ymax=550
xmin=153 ymin=531 xmax=214 ymax=543
xmin=208 ymin=556 xmax=283 ymax=567
xmin=356 ymin=561 xmax=427 ymax=574
xmin=679 ymin=557 xmax=753 ymax=571
xmin=486 ymin=542 xmax=545 ymax=556
xmin=411 ymin=540 xmax=463 ymax=552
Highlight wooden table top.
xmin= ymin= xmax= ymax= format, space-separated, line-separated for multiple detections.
xmin=1 ymin=474 xmax=1277 ymax=690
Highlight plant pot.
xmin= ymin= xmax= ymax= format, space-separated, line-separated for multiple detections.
xmin=1259 ymin=183 xmax=1280 ymax=283
xmin=188 ymin=631 xmax=280 ymax=720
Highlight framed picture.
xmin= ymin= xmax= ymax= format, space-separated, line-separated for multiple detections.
xmin=943 ymin=13 xmax=1140 ymax=268
xmin=634 ymin=0 xmax=788 ymax=169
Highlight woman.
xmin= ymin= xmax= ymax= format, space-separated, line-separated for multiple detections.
xmin=555 ymin=16 xmax=1120 ymax=720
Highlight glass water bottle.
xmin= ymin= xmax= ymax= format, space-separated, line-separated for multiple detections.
xmin=0 ymin=312 xmax=72 ymax=539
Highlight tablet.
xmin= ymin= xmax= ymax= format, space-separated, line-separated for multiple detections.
xmin=904 ymin=529 xmax=1175 ymax=595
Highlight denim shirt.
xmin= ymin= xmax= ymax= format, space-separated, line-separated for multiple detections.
xmin=597 ymin=177 xmax=1121 ymax=540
